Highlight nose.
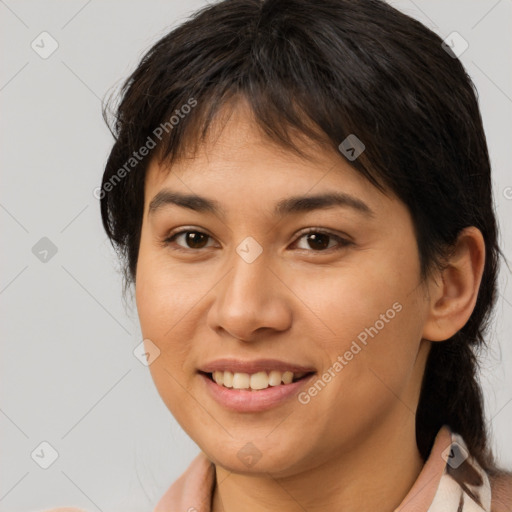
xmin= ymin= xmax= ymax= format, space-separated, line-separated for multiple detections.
xmin=206 ymin=249 xmax=293 ymax=342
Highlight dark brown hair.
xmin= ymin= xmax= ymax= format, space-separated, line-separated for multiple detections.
xmin=100 ymin=0 xmax=507 ymax=472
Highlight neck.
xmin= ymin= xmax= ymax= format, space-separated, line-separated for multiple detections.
xmin=212 ymin=414 xmax=424 ymax=512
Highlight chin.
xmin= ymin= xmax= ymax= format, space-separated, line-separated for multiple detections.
xmin=202 ymin=436 xmax=311 ymax=477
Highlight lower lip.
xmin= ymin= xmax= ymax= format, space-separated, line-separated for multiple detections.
xmin=199 ymin=372 xmax=316 ymax=412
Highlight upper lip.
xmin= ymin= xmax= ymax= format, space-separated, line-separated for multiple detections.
xmin=198 ymin=358 xmax=317 ymax=374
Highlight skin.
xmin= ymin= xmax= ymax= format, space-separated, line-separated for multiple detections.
xmin=135 ymin=98 xmax=485 ymax=512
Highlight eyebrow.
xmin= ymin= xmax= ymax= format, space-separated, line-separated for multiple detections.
xmin=148 ymin=189 xmax=375 ymax=219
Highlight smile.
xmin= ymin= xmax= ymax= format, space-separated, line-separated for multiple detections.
xmin=205 ymin=370 xmax=313 ymax=391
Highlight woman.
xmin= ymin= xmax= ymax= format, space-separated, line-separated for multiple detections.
xmin=49 ymin=0 xmax=512 ymax=510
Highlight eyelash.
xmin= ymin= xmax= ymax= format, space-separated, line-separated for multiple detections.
xmin=161 ymin=227 xmax=352 ymax=254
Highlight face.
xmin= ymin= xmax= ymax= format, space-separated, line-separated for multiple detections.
xmin=135 ymin=99 xmax=432 ymax=477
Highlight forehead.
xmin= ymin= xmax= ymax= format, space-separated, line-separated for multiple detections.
xmin=147 ymin=98 xmax=330 ymax=181
xmin=143 ymin=100 xmax=396 ymax=219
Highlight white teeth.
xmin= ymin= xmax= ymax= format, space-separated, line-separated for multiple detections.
xmin=250 ymin=371 xmax=269 ymax=390
xmin=210 ymin=370 xmax=309 ymax=390
xmin=232 ymin=373 xmax=250 ymax=389
xmin=223 ymin=371 xmax=233 ymax=388
xmin=213 ymin=370 xmax=224 ymax=385
xmin=282 ymin=371 xmax=294 ymax=384
xmin=268 ymin=370 xmax=282 ymax=386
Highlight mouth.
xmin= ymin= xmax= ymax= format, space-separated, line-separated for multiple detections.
xmin=199 ymin=370 xmax=316 ymax=391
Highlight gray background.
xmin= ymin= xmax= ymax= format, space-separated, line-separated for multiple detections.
xmin=1 ymin=1 xmax=511 ymax=511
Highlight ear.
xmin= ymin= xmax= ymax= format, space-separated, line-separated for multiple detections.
xmin=421 ymin=226 xmax=486 ymax=342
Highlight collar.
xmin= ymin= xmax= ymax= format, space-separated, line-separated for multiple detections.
xmin=154 ymin=425 xmax=491 ymax=512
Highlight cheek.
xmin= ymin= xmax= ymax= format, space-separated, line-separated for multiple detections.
xmin=295 ymin=292 xmax=425 ymax=444
xmin=135 ymin=259 xmax=201 ymax=424
xmin=134 ymin=248 xmax=194 ymax=382
xmin=135 ymin=241 xmax=200 ymax=338
xmin=297 ymin=243 xmax=425 ymax=402
xmin=293 ymin=244 xmax=420 ymax=344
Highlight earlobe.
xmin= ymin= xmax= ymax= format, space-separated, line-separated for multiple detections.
xmin=421 ymin=226 xmax=486 ymax=342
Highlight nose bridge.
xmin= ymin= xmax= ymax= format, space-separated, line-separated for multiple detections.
xmin=209 ymin=237 xmax=291 ymax=339
xmin=223 ymin=237 xmax=272 ymax=307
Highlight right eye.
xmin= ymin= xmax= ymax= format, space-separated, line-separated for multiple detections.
xmin=162 ymin=229 xmax=216 ymax=252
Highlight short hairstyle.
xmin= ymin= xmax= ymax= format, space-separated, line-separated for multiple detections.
xmin=100 ymin=0 xmax=505 ymax=473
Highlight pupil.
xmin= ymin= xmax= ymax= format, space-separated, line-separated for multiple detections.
xmin=187 ymin=232 xmax=208 ymax=249
xmin=308 ymin=233 xmax=329 ymax=250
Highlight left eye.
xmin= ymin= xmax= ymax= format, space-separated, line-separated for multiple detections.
xmin=293 ymin=230 xmax=351 ymax=252
xmin=163 ymin=229 xmax=351 ymax=253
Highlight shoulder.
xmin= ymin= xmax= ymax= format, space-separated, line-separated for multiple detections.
xmin=490 ymin=471 xmax=512 ymax=512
